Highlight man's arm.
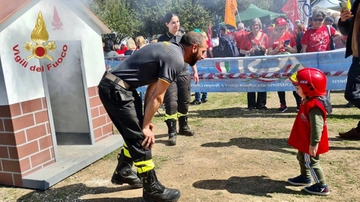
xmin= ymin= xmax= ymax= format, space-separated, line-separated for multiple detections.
xmin=144 ymin=83 xmax=156 ymax=111
xmin=301 ymin=44 xmax=308 ymax=53
xmin=333 ymin=30 xmax=343 ymax=42
xmin=338 ymin=7 xmax=354 ymax=35
xmin=308 ymin=107 xmax=324 ymax=156
xmin=240 ymin=48 xmax=253 ymax=55
xmin=141 ymin=79 xmax=170 ymax=149
xmin=191 ymin=65 xmax=199 ymax=85
xmin=143 ymin=79 xmax=170 ymax=130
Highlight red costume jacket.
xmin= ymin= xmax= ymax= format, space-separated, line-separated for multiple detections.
xmin=288 ymin=97 xmax=329 ymax=155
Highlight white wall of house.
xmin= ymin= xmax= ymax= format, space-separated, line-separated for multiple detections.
xmin=0 ymin=0 xmax=105 ymax=105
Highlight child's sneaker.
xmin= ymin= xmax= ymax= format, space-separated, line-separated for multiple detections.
xmin=287 ymin=175 xmax=311 ymax=186
xmin=303 ymin=183 xmax=330 ymax=196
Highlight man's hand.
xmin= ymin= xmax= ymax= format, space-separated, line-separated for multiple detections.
xmin=193 ymin=72 xmax=199 ymax=85
xmin=142 ymin=128 xmax=155 ymax=149
xmin=309 ymin=145 xmax=319 ymax=157
xmin=249 ymin=47 xmax=255 ymax=54
xmin=149 ymin=122 xmax=154 ymax=132
xmin=340 ymin=7 xmax=353 ymax=22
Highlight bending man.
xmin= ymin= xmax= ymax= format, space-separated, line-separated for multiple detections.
xmin=98 ymin=32 xmax=207 ymax=202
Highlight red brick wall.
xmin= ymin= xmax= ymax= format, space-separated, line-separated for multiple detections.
xmin=0 ymin=98 xmax=55 ymax=186
xmin=88 ymin=86 xmax=113 ymax=142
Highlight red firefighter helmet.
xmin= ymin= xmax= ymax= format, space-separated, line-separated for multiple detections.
xmin=293 ymin=68 xmax=327 ymax=97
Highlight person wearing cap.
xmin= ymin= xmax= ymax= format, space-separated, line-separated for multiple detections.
xmin=220 ymin=25 xmax=234 ymax=42
xmin=212 ymin=25 xmax=238 ymax=57
xmin=324 ymin=17 xmax=334 ymax=27
xmin=116 ymin=41 xmax=128 ymax=55
xmin=267 ymin=17 xmax=301 ymax=113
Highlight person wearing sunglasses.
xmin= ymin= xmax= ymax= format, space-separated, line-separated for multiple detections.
xmin=301 ymin=9 xmax=341 ymax=53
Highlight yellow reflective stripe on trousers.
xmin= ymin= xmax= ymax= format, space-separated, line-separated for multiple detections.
xmin=123 ymin=143 xmax=131 ymax=158
xmin=177 ymin=112 xmax=187 ymax=118
xmin=134 ymin=159 xmax=155 ymax=174
xmin=164 ymin=113 xmax=178 ymax=121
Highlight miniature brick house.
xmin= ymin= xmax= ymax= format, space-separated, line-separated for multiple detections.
xmin=0 ymin=0 xmax=122 ymax=189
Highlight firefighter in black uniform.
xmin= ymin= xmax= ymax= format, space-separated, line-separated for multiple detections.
xmin=158 ymin=13 xmax=198 ymax=146
xmin=98 ymin=32 xmax=207 ymax=202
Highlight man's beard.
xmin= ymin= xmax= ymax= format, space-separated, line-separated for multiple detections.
xmin=188 ymin=51 xmax=199 ymax=66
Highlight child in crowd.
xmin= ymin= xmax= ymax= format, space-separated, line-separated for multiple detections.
xmin=287 ymin=68 xmax=332 ymax=196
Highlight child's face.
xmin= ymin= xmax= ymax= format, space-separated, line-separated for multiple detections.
xmin=295 ymin=86 xmax=306 ymax=99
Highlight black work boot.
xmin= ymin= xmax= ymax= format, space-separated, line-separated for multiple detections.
xmin=165 ymin=119 xmax=177 ymax=146
xmin=178 ymin=116 xmax=194 ymax=136
xmin=140 ymin=169 xmax=181 ymax=202
xmin=111 ymin=149 xmax=142 ymax=188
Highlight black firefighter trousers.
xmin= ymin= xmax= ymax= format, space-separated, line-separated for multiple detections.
xmin=98 ymin=76 xmax=152 ymax=164
xmin=164 ymin=73 xmax=191 ymax=118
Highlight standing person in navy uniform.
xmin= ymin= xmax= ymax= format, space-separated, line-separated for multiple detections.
xmin=158 ymin=13 xmax=198 ymax=146
xmin=98 ymin=32 xmax=207 ymax=202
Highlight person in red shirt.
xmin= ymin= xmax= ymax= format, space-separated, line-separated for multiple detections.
xmin=240 ymin=18 xmax=268 ymax=110
xmin=287 ymin=68 xmax=331 ymax=196
xmin=267 ymin=17 xmax=301 ymax=112
xmin=116 ymin=41 xmax=128 ymax=55
xmin=301 ymin=10 xmax=341 ymax=53
xmin=233 ymin=23 xmax=248 ymax=56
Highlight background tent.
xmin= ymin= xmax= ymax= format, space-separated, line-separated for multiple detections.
xmin=238 ymin=4 xmax=283 ymax=22
xmin=313 ymin=0 xmax=340 ymax=9
xmin=219 ymin=4 xmax=284 ymax=30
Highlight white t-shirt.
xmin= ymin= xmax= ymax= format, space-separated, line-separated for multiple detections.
xmin=211 ymin=38 xmax=219 ymax=47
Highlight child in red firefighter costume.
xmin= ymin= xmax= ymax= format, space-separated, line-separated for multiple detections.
xmin=287 ymin=68 xmax=332 ymax=196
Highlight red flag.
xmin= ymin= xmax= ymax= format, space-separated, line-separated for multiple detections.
xmin=281 ymin=0 xmax=299 ymax=26
xmin=207 ymin=21 xmax=212 ymax=40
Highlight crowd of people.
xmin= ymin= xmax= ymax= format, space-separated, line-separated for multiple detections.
xmin=206 ymin=9 xmax=348 ymax=112
xmin=103 ymin=8 xmax=348 ymax=113
xmin=98 ymin=4 xmax=360 ymax=200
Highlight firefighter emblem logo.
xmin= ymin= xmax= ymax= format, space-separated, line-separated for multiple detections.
xmin=24 ymin=11 xmax=56 ymax=61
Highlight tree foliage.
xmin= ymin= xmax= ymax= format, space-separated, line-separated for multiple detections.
xmin=170 ymin=0 xmax=213 ymax=32
xmin=87 ymin=0 xmax=289 ymax=40
xmin=88 ymin=0 xmax=139 ymax=40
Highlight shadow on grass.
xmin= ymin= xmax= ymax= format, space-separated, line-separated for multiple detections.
xmin=202 ymin=137 xmax=296 ymax=155
xmin=327 ymin=113 xmax=360 ymax=120
xmin=79 ymin=198 xmax=142 ymax=202
xmin=193 ymin=175 xmax=300 ymax=197
xmin=155 ymin=133 xmax=168 ymax=139
xmin=328 ymin=137 xmax=360 ymax=150
xmin=183 ymin=106 xmax=359 ymax=119
xmin=16 ymin=183 xmax=142 ymax=202
xmin=189 ymin=107 xmax=297 ymax=118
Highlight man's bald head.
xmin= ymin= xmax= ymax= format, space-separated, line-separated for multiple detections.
xmin=179 ymin=31 xmax=207 ymax=66
xmin=238 ymin=23 xmax=244 ymax=29
xmin=180 ymin=31 xmax=206 ymax=48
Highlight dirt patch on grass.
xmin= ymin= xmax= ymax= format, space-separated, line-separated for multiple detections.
xmin=2 ymin=92 xmax=360 ymax=202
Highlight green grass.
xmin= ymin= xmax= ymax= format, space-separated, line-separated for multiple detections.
xmin=2 ymin=92 xmax=360 ymax=202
